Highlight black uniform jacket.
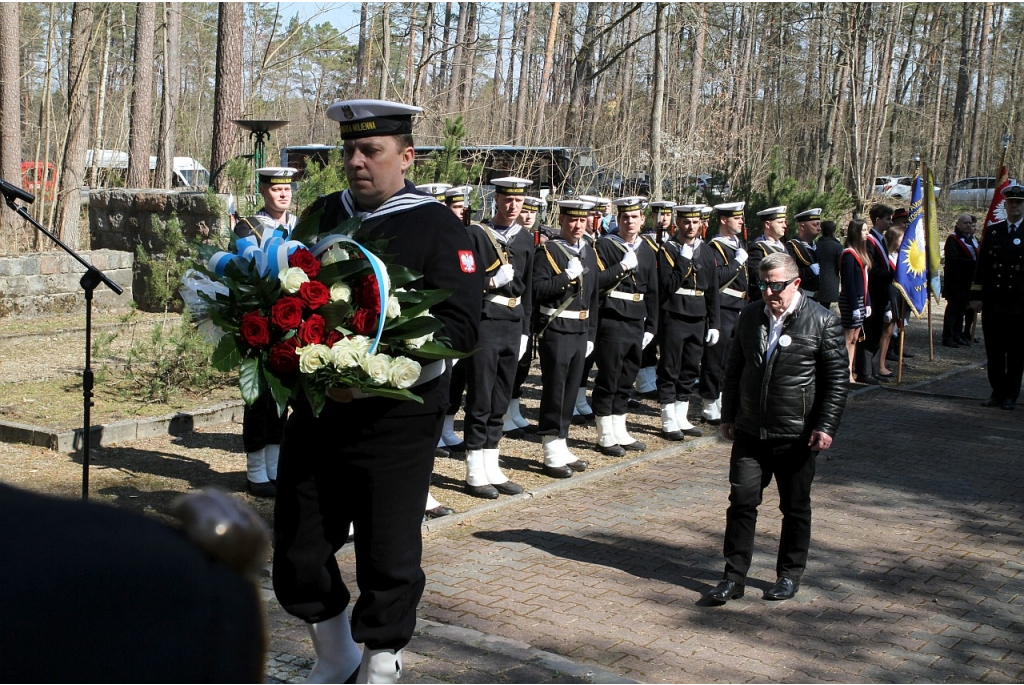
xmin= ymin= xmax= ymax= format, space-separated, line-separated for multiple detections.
xmin=594 ymin=234 xmax=659 ymax=334
xmin=532 ymin=237 xmax=600 ymax=342
xmin=787 ymin=238 xmax=820 ymax=293
xmin=708 ymin=236 xmax=748 ymax=311
xmin=466 ymin=221 xmax=534 ymax=336
xmin=722 ymin=295 xmax=848 ymax=440
xmin=658 ymin=239 xmax=721 ymax=329
xmin=815 ymin=236 xmax=844 ymax=303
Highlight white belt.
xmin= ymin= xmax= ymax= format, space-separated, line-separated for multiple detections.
xmin=675 ymin=288 xmax=704 ymax=297
xmin=327 ymin=359 xmax=446 ymax=403
xmin=540 ymin=306 xmax=590 ymax=320
xmin=608 ymin=291 xmax=644 ymax=302
xmin=721 ymin=287 xmax=745 ymax=299
xmin=486 ymin=294 xmax=520 ymax=308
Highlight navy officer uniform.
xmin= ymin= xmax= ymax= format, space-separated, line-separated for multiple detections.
xmin=787 ymin=208 xmax=823 ymax=303
xmin=746 ymin=206 xmax=788 ymax=301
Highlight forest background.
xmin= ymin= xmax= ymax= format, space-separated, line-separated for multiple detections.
xmin=0 ymin=2 xmax=1021 ymax=256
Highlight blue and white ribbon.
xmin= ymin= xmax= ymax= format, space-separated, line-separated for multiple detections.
xmin=312 ymin=234 xmax=391 ymax=354
xmin=208 ymin=227 xmax=305 ymax=280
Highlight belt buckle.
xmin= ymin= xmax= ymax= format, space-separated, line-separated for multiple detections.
xmin=632 ymin=293 xmax=641 ymax=302
xmin=507 ymin=297 xmax=518 ymax=307
xmin=579 ymin=310 xmax=588 ymax=320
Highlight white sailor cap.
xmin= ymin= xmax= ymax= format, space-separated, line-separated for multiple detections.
xmin=674 ymin=204 xmax=704 ymax=219
xmin=444 ymin=185 xmax=473 ymax=203
xmin=613 ymin=196 xmax=648 ymax=213
xmin=794 ymin=207 xmax=823 ymax=222
xmin=598 ymin=197 xmax=613 ymax=210
xmin=557 ymin=199 xmax=596 ymax=217
xmin=714 ymin=201 xmax=745 ymax=217
xmin=576 ymin=194 xmax=604 ymax=212
xmin=492 ymin=176 xmax=533 ymax=195
xmin=521 ymin=195 xmax=543 ymax=210
xmin=415 ymin=183 xmax=452 ymax=201
xmin=326 ymin=99 xmax=422 ymax=139
xmin=648 ymin=200 xmax=676 ymax=213
xmin=256 ymin=167 xmax=298 ymax=185
xmin=757 ymin=206 xmax=788 ymax=220
xmin=700 ymin=205 xmax=713 ymax=217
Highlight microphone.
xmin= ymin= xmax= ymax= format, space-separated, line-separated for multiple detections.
xmin=0 ymin=178 xmax=35 ymax=205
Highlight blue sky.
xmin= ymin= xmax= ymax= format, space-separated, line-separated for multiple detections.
xmin=280 ymin=2 xmax=362 ymax=37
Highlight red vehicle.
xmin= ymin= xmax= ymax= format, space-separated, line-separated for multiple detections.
xmin=21 ymin=161 xmax=57 ymax=202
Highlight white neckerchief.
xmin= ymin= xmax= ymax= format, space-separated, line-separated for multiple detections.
xmin=341 ymin=185 xmax=435 ymax=222
xmin=611 ymin=234 xmax=641 ymax=250
xmin=256 ymin=208 xmax=297 ymax=230
xmin=487 ymin=222 xmax=522 ymax=244
xmin=761 ymin=237 xmax=784 ymax=248
xmin=712 ymin=235 xmax=740 ymax=249
xmin=554 ymin=237 xmax=583 ymax=255
xmin=764 ymin=291 xmax=802 ymax=360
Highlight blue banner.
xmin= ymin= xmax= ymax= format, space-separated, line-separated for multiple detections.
xmin=893 ymin=175 xmax=928 ymax=316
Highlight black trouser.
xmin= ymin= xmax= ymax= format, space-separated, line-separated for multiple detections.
xmin=273 ymin=396 xmax=441 ymax=650
xmin=242 ymin=392 xmax=287 ymax=452
xmin=942 ymin=297 xmax=971 ymax=342
xmin=465 ymin=318 xmax=521 ymax=449
xmin=510 ymin=335 xmax=534 ymax=400
xmin=445 ymin=360 xmax=466 ymax=417
xmin=982 ymin=300 xmax=1024 ymax=403
xmin=722 ymin=430 xmax=817 ymax=584
xmin=640 ymin=338 xmax=659 ymax=368
xmin=579 ymin=345 xmax=596 ymax=390
xmin=537 ymin=329 xmax=587 ymax=438
xmin=854 ymin=288 xmax=886 ymax=376
xmin=592 ymin=315 xmax=643 ymax=416
xmin=656 ymin=313 xmax=705 ymax=404
xmin=699 ymin=307 xmax=740 ymax=401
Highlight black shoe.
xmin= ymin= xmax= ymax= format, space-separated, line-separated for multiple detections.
xmin=854 ymin=375 xmax=879 ymax=386
xmin=620 ymin=440 xmax=646 ymax=452
xmin=246 ymin=479 xmax=277 ymax=498
xmin=661 ymin=429 xmax=684 ymax=441
xmin=434 ymin=446 xmax=452 ymax=458
xmin=627 ymin=398 xmax=643 ymax=409
xmin=982 ymin=396 xmax=1002 ymax=408
xmin=875 ymin=374 xmax=891 ymax=383
xmin=941 ymin=339 xmax=961 ymax=348
xmin=493 ymin=480 xmax=525 ymax=495
xmin=465 ymin=483 xmax=500 ymax=499
xmin=542 ymin=464 xmax=573 ymax=479
xmin=596 ymin=443 xmax=626 ymax=457
xmin=425 ymin=505 xmax=455 ymax=519
xmin=955 ymin=336 xmax=971 ymax=346
xmin=681 ymin=427 xmax=703 ymax=437
xmin=704 ymin=579 xmax=744 ymax=604
xmin=902 ymin=350 xmax=915 ymax=358
xmin=764 ymin=577 xmax=799 ymax=601
xmin=1001 ymin=399 xmax=1016 ymax=410
xmin=445 ymin=441 xmax=467 ymax=454
xmin=572 ymin=413 xmax=594 ymax=425
xmin=503 ymin=428 xmax=526 ymax=439
xmin=565 ymin=459 xmax=589 ymax=472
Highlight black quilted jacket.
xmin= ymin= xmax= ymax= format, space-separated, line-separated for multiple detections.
xmin=722 ymin=295 xmax=849 ymax=440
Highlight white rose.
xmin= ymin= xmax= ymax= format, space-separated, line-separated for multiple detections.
xmin=405 ymin=332 xmax=434 ymax=349
xmin=279 ymin=267 xmax=310 ymax=294
xmin=348 ymin=335 xmax=374 ymax=356
xmin=329 ymin=338 xmax=363 ymax=368
xmin=320 ymin=245 xmax=349 ymax=266
xmin=385 ymin=295 xmax=402 ymax=320
xmin=361 ymin=353 xmax=392 ymax=384
xmin=389 ymin=356 xmax=422 ymax=389
xmin=330 ymin=282 xmax=352 ymax=303
xmin=297 ymin=344 xmax=332 ymax=374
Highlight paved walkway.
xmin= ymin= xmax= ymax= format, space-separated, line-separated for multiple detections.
xmin=264 ymin=366 xmax=1024 ymax=683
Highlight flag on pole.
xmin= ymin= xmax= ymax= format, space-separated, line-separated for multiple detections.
xmin=924 ymin=164 xmax=942 ymax=301
xmin=894 ymin=174 xmax=928 ymax=316
xmin=985 ymin=163 xmax=1010 ymax=227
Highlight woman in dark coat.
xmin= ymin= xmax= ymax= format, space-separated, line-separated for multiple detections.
xmin=839 ymin=219 xmax=872 ymax=383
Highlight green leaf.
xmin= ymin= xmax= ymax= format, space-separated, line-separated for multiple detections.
xmin=302 ymin=377 xmax=327 ymax=417
xmin=326 ymin=216 xmax=364 ymax=237
xmin=406 ymin=341 xmax=474 ymax=360
xmin=264 ymin=366 xmax=293 ymax=416
xmin=211 ymin=334 xmax=243 ymax=371
xmin=319 ymin=300 xmax=354 ymax=331
xmin=289 ymin=207 xmax=325 ymax=245
xmin=388 ymin=265 xmax=423 ymax=288
xmin=365 ymin=386 xmax=424 ymax=403
xmin=239 ymin=357 xmax=264 ymax=404
xmin=318 ymin=259 xmax=371 ymax=283
xmin=395 ymin=288 xmax=455 ymax=319
xmin=384 ymin=316 xmax=444 ymax=340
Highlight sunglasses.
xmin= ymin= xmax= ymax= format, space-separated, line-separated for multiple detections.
xmin=758 ymin=277 xmax=798 ymax=293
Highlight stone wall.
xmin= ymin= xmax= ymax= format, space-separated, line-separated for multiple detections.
xmin=0 ymin=249 xmax=134 ymax=318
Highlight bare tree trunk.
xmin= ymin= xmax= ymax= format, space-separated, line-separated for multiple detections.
xmin=127 ymin=3 xmax=155 ymax=188
xmin=650 ymin=3 xmax=666 ymax=202
xmin=492 ymin=1 xmax=507 ymax=138
xmin=356 ymin=4 xmax=368 ymax=90
xmin=414 ymin=3 xmax=433 ymax=105
xmin=0 ymin=3 xmax=22 ymax=251
xmin=404 ymin=3 xmax=418 ymax=101
xmin=89 ymin=14 xmax=112 ymax=187
xmin=460 ymin=2 xmax=478 ymax=113
xmin=155 ymin=2 xmax=180 ymax=189
xmin=967 ymin=2 xmax=993 ymax=175
xmin=686 ymin=4 xmax=706 ymax=146
xmin=378 ymin=3 xmax=391 ymax=99
xmin=445 ymin=3 xmax=468 ymax=112
xmin=531 ymin=3 xmax=560 ymax=146
xmin=513 ymin=3 xmax=536 ymax=143
xmin=944 ymin=3 xmax=974 ymax=184
xmin=211 ymin=2 xmax=242 ymax=193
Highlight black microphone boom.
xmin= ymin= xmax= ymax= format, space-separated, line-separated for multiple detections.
xmin=0 ymin=178 xmax=35 ymax=205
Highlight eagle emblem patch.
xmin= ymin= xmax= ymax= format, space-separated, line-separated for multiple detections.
xmin=341 ymin=104 xmax=355 ymax=120
xmin=458 ymin=250 xmax=476 ymax=273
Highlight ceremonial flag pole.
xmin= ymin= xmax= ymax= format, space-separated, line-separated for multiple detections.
xmin=894 ymin=163 xmax=929 ymax=376
xmin=923 ymin=162 xmax=941 ymax=362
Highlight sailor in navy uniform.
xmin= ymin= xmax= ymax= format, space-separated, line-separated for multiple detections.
xmin=234 ymin=166 xmax=299 ymax=498
xmin=657 ymin=204 xmax=720 ymax=440
xmin=699 ymin=201 xmax=747 ymax=425
xmin=533 ymin=200 xmax=600 ymax=477
xmin=634 ymin=200 xmax=675 ymax=395
xmin=503 ymin=195 xmax=544 ymax=436
xmin=700 ymin=205 xmax=713 ymax=240
xmin=273 ymin=99 xmax=482 ymax=684
xmin=414 ymin=182 xmax=451 ymax=203
xmin=591 ymin=196 xmax=659 ymax=456
xmin=972 ymin=184 xmax=1024 ymax=410
xmin=747 ymin=206 xmax=788 ymax=301
xmin=788 ymin=208 xmax=823 ymax=303
xmin=571 ymin=195 xmax=607 ymax=419
xmin=461 ymin=177 xmax=534 ymax=499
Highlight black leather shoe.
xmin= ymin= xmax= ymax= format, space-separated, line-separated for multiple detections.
xmin=982 ymin=396 xmax=1002 ymax=408
xmin=620 ymin=439 xmax=646 ymax=452
xmin=493 ymin=480 xmax=524 ymax=495
xmin=854 ymin=375 xmax=879 ymax=386
xmin=425 ymin=505 xmax=455 ymax=519
xmin=465 ymin=483 xmax=500 ymax=499
xmin=542 ymin=464 xmax=573 ymax=479
xmin=682 ymin=427 xmax=703 ymax=437
xmin=502 ymin=427 xmax=526 ymax=439
xmin=704 ymin=579 xmax=744 ymax=604
xmin=434 ymin=446 xmax=451 ymax=458
xmin=902 ymin=349 xmax=915 ymax=358
xmin=445 ymin=441 xmax=467 ymax=454
xmin=661 ymin=430 xmax=684 ymax=441
xmin=596 ymin=443 xmax=626 ymax=457
xmin=875 ymin=374 xmax=891 ymax=383
xmin=764 ymin=577 xmax=799 ymax=601
xmin=572 ymin=413 xmax=594 ymax=425
xmin=246 ymin=480 xmax=276 ymax=498
xmin=627 ymin=398 xmax=642 ymax=409
xmin=955 ymin=336 xmax=971 ymax=346
xmin=565 ymin=459 xmax=589 ymax=472
xmin=1001 ymin=399 xmax=1016 ymax=410
xmin=941 ymin=339 xmax=961 ymax=348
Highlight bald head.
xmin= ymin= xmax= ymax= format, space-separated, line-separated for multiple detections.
xmin=955 ymin=213 xmax=976 ymax=236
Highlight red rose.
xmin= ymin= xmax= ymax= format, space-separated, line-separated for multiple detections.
xmin=325 ymin=329 xmax=343 ymax=348
xmin=288 ymin=248 xmax=321 ymax=279
xmin=267 ymin=337 xmax=300 ymax=374
xmin=298 ymin=280 xmax=330 ymax=310
xmin=270 ymin=296 xmax=304 ymax=331
xmin=239 ymin=311 xmax=270 ymax=349
xmin=358 ymin=274 xmax=381 ymax=314
xmin=350 ymin=308 xmax=377 ymax=336
xmin=298 ymin=314 xmax=326 ymax=345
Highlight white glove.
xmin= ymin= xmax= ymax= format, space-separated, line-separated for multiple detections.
xmin=519 ymin=334 xmax=529 ymax=360
xmin=586 ymin=341 xmax=595 ymax=358
xmin=565 ymin=257 xmax=584 ymax=280
xmin=642 ymin=331 xmax=654 ymax=349
xmin=705 ymin=328 xmax=720 ymax=346
xmin=680 ymin=244 xmax=694 ymax=259
xmin=884 ymin=309 xmax=893 ymax=323
xmin=865 ymin=305 xmax=873 ymax=318
xmin=734 ymin=248 xmax=748 ymax=264
xmin=619 ymin=249 xmax=638 ymax=271
xmin=490 ymin=263 xmax=515 ymax=289
xmin=809 ymin=263 xmax=821 ymax=276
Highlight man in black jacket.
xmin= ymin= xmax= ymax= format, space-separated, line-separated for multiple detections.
xmin=705 ymin=252 xmax=848 ymax=604
xmin=942 ymin=213 xmax=978 ymax=347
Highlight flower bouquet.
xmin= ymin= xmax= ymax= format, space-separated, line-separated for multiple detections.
xmin=180 ymin=210 xmax=468 ymax=417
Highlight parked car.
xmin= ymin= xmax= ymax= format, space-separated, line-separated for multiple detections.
xmin=21 ymin=161 xmax=57 ymax=202
xmin=873 ymin=175 xmax=902 ymax=195
xmin=943 ymin=176 xmax=1018 ymax=206
xmin=879 ymin=176 xmax=941 ymax=201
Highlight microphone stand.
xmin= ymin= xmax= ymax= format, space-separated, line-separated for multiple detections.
xmin=2 ymin=194 xmax=123 ymax=500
